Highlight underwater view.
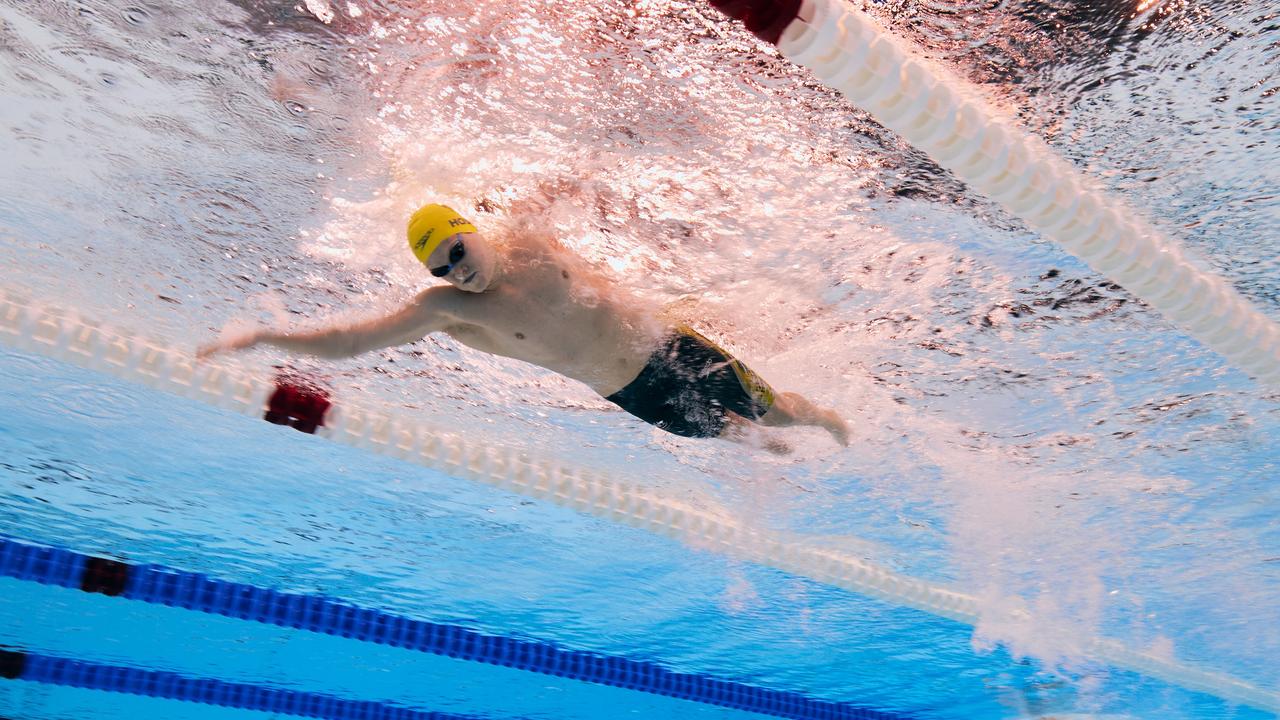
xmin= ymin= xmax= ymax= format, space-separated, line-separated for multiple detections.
xmin=1 ymin=0 xmax=1277 ymax=718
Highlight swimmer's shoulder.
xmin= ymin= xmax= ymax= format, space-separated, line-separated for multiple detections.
xmin=411 ymin=284 xmax=471 ymax=318
xmin=508 ymin=227 xmax=561 ymax=257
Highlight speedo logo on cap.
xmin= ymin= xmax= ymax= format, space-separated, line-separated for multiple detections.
xmin=414 ymin=229 xmax=433 ymax=252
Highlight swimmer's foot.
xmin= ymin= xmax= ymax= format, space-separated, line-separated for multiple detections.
xmin=821 ymin=409 xmax=851 ymax=446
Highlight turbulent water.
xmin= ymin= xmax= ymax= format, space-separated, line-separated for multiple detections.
xmin=1 ymin=0 xmax=1277 ymax=715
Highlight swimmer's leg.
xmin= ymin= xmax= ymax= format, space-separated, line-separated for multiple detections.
xmin=758 ymin=391 xmax=850 ymax=446
xmin=719 ymin=413 xmax=792 ymax=455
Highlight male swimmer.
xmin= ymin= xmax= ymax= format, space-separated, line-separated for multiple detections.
xmin=198 ymin=204 xmax=849 ymax=452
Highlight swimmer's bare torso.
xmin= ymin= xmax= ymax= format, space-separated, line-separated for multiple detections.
xmin=415 ymin=233 xmax=661 ymax=396
xmin=200 ymin=229 xmax=659 ymax=396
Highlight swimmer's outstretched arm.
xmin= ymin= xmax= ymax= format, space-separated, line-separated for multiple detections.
xmin=197 ymin=287 xmax=455 ymax=361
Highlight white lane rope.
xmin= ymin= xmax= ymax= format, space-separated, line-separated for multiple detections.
xmin=775 ymin=0 xmax=1280 ymax=389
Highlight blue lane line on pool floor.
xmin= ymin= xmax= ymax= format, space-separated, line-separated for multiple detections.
xmin=0 ymin=536 xmax=917 ymax=720
xmin=0 ymin=646 xmax=484 ymax=720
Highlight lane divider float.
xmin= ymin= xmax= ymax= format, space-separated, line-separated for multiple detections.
xmin=0 ymin=535 xmax=912 ymax=720
xmin=0 ymin=646 xmax=489 ymax=720
xmin=708 ymin=0 xmax=1280 ymax=389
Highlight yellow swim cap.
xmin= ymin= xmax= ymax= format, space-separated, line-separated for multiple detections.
xmin=407 ymin=204 xmax=478 ymax=266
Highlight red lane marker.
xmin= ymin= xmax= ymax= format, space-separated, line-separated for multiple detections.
xmin=707 ymin=0 xmax=802 ymax=45
xmin=264 ymin=377 xmax=331 ymax=434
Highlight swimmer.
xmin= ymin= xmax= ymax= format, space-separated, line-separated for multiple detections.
xmin=197 ymin=204 xmax=849 ymax=453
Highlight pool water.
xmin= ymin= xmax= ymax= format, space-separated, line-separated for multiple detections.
xmin=1 ymin=0 xmax=1277 ymax=718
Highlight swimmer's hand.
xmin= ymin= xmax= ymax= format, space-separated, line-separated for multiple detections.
xmin=196 ymin=330 xmax=264 ymax=361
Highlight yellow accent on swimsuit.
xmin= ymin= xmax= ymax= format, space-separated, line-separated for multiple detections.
xmin=676 ymin=325 xmax=776 ymax=409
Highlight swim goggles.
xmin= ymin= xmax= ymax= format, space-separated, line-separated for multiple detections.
xmin=429 ymin=237 xmax=466 ymax=277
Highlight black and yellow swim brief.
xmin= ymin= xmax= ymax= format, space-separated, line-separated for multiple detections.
xmin=605 ymin=326 xmax=775 ymax=438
